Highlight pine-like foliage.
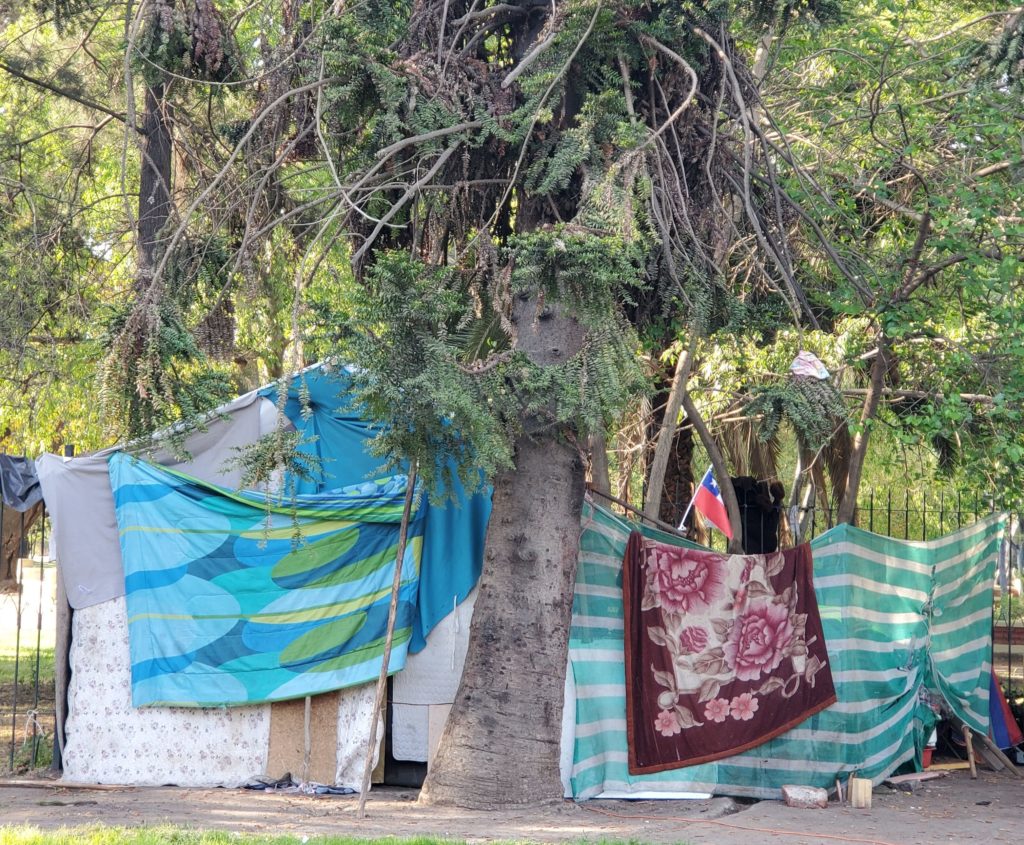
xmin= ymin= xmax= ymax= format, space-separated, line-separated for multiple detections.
xmin=971 ymin=12 xmax=1024 ymax=87
xmin=745 ymin=375 xmax=848 ymax=449
xmin=136 ymin=0 xmax=240 ymax=84
xmin=338 ymin=230 xmax=649 ymax=499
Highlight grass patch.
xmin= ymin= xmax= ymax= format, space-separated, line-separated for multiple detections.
xmin=0 ymin=831 xmax=470 ymax=845
xmin=0 ymin=649 xmax=55 ymax=688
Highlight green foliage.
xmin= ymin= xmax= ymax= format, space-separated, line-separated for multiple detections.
xmin=341 ymin=252 xmax=515 ymax=498
xmin=741 ymin=0 xmax=844 ymax=28
xmin=760 ymin=0 xmax=1024 ymax=504
xmin=100 ymin=299 xmax=235 ymax=440
xmin=29 ymin=0 xmax=93 ymax=32
xmin=340 ymin=234 xmax=648 ymax=498
xmin=745 ymin=376 xmax=848 ymax=449
xmin=972 ymin=12 xmax=1024 ymax=87
xmin=136 ymin=0 xmax=241 ymax=84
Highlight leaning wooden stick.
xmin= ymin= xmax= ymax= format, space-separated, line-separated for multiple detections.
xmin=973 ymin=729 xmax=1024 ymax=779
xmin=356 ymin=460 xmax=419 ymax=818
xmin=963 ymin=724 xmax=977 ymax=779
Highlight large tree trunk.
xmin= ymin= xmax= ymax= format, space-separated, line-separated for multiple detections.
xmin=419 ymin=429 xmax=584 ymax=808
xmin=0 ymin=503 xmax=42 ymax=592
xmin=137 ymin=83 xmax=172 ymax=279
xmin=659 ymin=425 xmax=695 ymax=528
xmin=420 ymin=294 xmax=587 ymax=808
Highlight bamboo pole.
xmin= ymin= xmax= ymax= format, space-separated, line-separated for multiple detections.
xmin=356 ymin=460 xmax=419 ymax=818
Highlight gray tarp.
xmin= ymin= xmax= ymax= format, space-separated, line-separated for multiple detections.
xmin=36 ymin=390 xmax=277 ymax=609
xmin=0 ymin=454 xmax=43 ymax=511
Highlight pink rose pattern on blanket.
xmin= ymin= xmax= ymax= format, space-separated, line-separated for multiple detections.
xmin=623 ymin=532 xmax=836 ymax=773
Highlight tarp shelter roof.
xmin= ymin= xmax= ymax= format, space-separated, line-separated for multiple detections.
xmin=36 ymin=363 xmax=490 ymax=651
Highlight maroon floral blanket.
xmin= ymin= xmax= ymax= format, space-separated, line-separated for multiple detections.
xmin=623 ymin=532 xmax=836 ymax=773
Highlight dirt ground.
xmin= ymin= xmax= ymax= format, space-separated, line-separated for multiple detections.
xmin=1 ymin=768 xmax=1022 ymax=845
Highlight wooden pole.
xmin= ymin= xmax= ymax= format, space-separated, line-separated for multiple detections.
xmin=972 ymin=728 xmax=1024 ymax=779
xmin=356 ymin=460 xmax=419 ymax=818
xmin=963 ymin=724 xmax=977 ymax=779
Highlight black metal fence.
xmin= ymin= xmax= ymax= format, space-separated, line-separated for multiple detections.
xmin=1 ymin=506 xmax=55 ymax=775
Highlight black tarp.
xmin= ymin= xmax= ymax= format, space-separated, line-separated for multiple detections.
xmin=0 ymin=454 xmax=43 ymax=512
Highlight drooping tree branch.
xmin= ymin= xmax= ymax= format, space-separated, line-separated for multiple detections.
xmin=0 ymin=58 xmax=139 ymax=129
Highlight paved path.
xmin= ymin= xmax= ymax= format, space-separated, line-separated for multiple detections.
xmin=1 ymin=769 xmax=1022 ymax=845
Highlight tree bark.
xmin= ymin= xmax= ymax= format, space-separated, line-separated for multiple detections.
xmin=836 ymin=336 xmax=890 ymax=525
xmin=420 ymin=294 xmax=587 ymax=808
xmin=137 ymin=83 xmax=173 ymax=280
xmin=644 ymin=338 xmax=694 ymax=522
xmin=588 ymin=432 xmax=611 ymax=497
xmin=682 ymin=393 xmax=743 ymax=553
xmin=659 ymin=425 xmax=694 ymax=528
xmin=418 ymin=427 xmax=584 ymax=808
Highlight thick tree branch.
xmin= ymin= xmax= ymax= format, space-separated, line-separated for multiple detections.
xmin=643 ymin=334 xmax=696 ymax=521
xmin=682 ymin=393 xmax=743 ymax=553
xmin=375 ymin=121 xmax=483 ymax=160
xmin=0 ymin=59 xmax=138 ymax=129
xmin=837 ymin=335 xmax=889 ymax=525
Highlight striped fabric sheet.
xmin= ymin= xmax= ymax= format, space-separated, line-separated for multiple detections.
xmin=109 ymin=452 xmax=425 ymax=707
xmin=570 ymin=501 xmax=1004 ymax=800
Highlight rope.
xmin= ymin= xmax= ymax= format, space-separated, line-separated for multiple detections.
xmin=20 ymin=708 xmax=47 ymax=748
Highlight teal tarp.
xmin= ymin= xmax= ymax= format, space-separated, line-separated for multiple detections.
xmin=570 ymin=501 xmax=1002 ymax=799
xmin=261 ymin=366 xmax=490 ymax=651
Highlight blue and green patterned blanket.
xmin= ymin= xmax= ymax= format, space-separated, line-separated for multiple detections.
xmin=108 ymin=452 xmax=425 ymax=707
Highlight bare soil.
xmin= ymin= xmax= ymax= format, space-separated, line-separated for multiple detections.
xmin=1 ymin=768 xmax=1022 ymax=845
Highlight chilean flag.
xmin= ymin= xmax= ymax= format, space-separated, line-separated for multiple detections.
xmin=692 ymin=467 xmax=734 ymax=539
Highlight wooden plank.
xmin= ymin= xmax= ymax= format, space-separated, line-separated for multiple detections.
xmin=973 ymin=730 xmax=1024 ymax=779
xmin=1 ymin=780 xmax=132 ymax=791
xmin=266 ymin=692 xmax=340 ymax=785
xmin=883 ymin=771 xmax=947 ymax=784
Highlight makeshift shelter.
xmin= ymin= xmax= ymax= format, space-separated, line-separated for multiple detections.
xmin=37 ymin=365 xmax=1006 ymax=794
xmin=566 ymin=501 xmax=1002 ymax=799
xmin=37 ymin=364 xmax=490 ymax=787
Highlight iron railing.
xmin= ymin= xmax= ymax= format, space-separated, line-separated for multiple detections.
xmin=1 ymin=504 xmax=55 ymax=775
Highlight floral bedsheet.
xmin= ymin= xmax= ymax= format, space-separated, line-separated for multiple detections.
xmin=622 ymin=531 xmax=836 ymax=773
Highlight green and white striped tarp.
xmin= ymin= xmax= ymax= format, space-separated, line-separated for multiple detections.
xmin=569 ymin=501 xmax=1003 ymax=800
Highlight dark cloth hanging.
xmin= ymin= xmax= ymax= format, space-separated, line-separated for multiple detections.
xmin=732 ymin=476 xmax=785 ymax=554
xmin=0 ymin=454 xmax=43 ymax=512
xmin=623 ymin=531 xmax=836 ymax=773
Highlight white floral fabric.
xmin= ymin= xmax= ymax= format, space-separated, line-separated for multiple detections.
xmin=62 ymin=597 xmax=270 ymax=786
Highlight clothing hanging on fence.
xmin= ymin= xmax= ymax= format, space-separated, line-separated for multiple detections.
xmin=0 ymin=454 xmax=43 ymax=511
xmin=622 ymin=532 xmax=836 ymax=772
